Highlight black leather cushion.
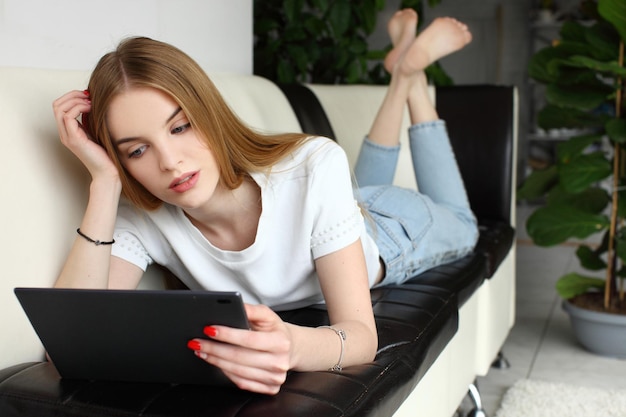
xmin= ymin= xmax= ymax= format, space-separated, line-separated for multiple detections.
xmin=477 ymin=220 xmax=516 ymax=278
xmin=404 ymin=252 xmax=486 ymax=307
xmin=0 ymin=284 xmax=458 ymax=417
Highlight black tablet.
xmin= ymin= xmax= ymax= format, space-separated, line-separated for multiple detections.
xmin=14 ymin=287 xmax=249 ymax=385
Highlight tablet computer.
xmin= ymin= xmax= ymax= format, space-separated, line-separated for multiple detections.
xmin=14 ymin=287 xmax=249 ymax=385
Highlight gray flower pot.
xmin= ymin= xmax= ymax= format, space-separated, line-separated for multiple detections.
xmin=562 ymin=300 xmax=626 ymax=359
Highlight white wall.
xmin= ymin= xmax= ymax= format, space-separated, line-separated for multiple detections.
xmin=0 ymin=0 xmax=252 ymax=73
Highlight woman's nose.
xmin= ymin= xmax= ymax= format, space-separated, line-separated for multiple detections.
xmin=157 ymin=144 xmax=182 ymax=171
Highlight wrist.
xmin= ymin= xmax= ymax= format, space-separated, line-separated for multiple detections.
xmin=284 ymin=323 xmax=301 ymax=370
xmin=90 ymin=173 xmax=122 ymax=194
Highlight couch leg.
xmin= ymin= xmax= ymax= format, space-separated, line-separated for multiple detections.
xmin=491 ymin=351 xmax=510 ymax=369
xmin=466 ymin=381 xmax=488 ymax=417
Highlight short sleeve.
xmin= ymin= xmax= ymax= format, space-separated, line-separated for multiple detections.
xmin=308 ymin=141 xmax=364 ymax=259
xmin=111 ymin=200 xmax=154 ymax=271
xmin=111 ymin=230 xmax=153 ymax=271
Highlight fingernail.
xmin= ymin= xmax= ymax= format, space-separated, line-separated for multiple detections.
xmin=187 ymin=340 xmax=202 ymax=351
xmin=204 ymin=326 xmax=218 ymax=337
xmin=83 ymin=89 xmax=90 ymax=97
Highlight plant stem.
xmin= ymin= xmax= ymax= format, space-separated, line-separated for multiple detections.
xmin=607 ymin=143 xmax=619 ymax=310
xmin=607 ymin=40 xmax=624 ymax=309
xmin=617 ymin=40 xmax=624 ymax=303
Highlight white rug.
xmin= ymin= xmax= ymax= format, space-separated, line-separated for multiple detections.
xmin=494 ymin=379 xmax=626 ymax=417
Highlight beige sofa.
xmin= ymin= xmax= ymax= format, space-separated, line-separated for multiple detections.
xmin=0 ymin=67 xmax=516 ymax=417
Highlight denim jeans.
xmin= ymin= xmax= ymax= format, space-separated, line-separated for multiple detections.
xmin=354 ymin=120 xmax=479 ymax=286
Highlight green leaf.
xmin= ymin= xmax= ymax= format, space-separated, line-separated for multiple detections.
xmin=328 ymin=0 xmax=351 ymax=38
xmin=286 ymin=45 xmax=309 ymax=73
xmin=556 ymin=272 xmax=605 ymax=299
xmin=559 ymin=152 xmax=612 ymax=193
xmin=549 ymin=64 xmax=603 ymax=87
xmin=359 ymin=0 xmax=378 ymax=34
xmin=599 ymin=0 xmax=626 ymax=44
xmin=309 ymin=0 xmax=330 ymax=14
xmin=576 ymin=245 xmax=607 ymax=270
xmin=529 ymin=47 xmax=576 ymax=83
xmin=538 ymin=104 xmax=608 ymax=130
xmin=304 ymin=15 xmax=327 ymax=34
xmin=547 ymin=185 xmax=609 ymax=214
xmin=277 ymin=59 xmax=296 ymax=83
xmin=606 ymin=118 xmax=626 ymax=143
xmin=254 ymin=18 xmax=280 ymax=35
xmin=616 ymin=234 xmax=626 ymax=265
xmin=425 ymin=62 xmax=453 ymax=86
xmin=619 ymin=189 xmax=626 ymax=218
xmin=556 ymin=133 xmax=603 ymax=163
xmin=586 ymin=21 xmax=621 ymax=61
xmin=560 ymin=20 xmax=588 ymax=43
xmin=545 ymin=84 xmax=609 ymax=112
xmin=348 ymin=38 xmax=368 ymax=55
xmin=526 ymin=204 xmax=609 ymax=246
xmin=568 ymin=55 xmax=626 ymax=77
xmin=345 ymin=59 xmax=361 ymax=84
xmin=366 ymin=48 xmax=387 ymax=60
xmin=517 ymin=165 xmax=558 ymax=200
xmin=283 ymin=0 xmax=304 ymax=23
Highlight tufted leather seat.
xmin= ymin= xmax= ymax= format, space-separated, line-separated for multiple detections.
xmin=0 ymin=282 xmax=459 ymax=417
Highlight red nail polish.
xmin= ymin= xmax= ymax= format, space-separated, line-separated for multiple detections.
xmin=187 ymin=340 xmax=202 ymax=351
xmin=204 ymin=326 xmax=218 ymax=337
xmin=83 ymin=89 xmax=90 ymax=97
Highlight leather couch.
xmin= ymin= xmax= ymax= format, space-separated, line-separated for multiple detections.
xmin=0 ymin=69 xmax=517 ymax=417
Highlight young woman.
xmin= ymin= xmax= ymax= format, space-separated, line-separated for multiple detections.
xmin=52 ymin=10 xmax=477 ymax=394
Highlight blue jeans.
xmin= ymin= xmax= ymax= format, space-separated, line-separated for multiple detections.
xmin=354 ymin=120 xmax=478 ymax=286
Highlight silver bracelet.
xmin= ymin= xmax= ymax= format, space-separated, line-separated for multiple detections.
xmin=319 ymin=325 xmax=346 ymax=371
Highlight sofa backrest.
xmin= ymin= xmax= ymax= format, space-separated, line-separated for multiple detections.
xmin=435 ymin=85 xmax=518 ymax=225
xmin=280 ymin=83 xmax=518 ymax=225
xmin=303 ymin=84 xmax=421 ymax=190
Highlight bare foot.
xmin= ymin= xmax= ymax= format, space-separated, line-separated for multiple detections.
xmin=384 ymin=9 xmax=418 ymax=73
xmin=397 ymin=17 xmax=472 ymax=76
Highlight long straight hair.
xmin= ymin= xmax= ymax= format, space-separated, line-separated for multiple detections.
xmin=86 ymin=36 xmax=309 ymax=210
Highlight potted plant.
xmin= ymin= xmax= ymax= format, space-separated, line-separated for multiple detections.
xmin=519 ymin=0 xmax=626 ymax=357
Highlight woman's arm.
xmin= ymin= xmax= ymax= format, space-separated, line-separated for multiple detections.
xmin=187 ymin=239 xmax=377 ymax=394
xmin=291 ymin=238 xmax=378 ymax=370
xmin=52 ymin=90 xmax=143 ymax=290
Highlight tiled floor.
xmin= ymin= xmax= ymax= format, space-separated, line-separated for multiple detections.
xmin=469 ymin=203 xmax=626 ymax=416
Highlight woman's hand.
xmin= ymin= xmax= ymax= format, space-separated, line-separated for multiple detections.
xmin=188 ymin=304 xmax=293 ymax=395
xmin=52 ymin=90 xmax=118 ymax=180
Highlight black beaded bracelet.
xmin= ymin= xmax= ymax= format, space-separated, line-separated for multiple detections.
xmin=76 ymin=228 xmax=115 ymax=246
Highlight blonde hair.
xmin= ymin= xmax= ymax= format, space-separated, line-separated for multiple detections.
xmin=85 ymin=36 xmax=309 ymax=210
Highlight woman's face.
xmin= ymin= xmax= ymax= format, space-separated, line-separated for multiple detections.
xmin=106 ymin=87 xmax=221 ymax=211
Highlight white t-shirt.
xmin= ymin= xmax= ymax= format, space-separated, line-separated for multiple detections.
xmin=111 ymin=136 xmax=380 ymax=310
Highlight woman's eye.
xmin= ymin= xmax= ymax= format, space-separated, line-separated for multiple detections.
xmin=128 ymin=145 xmax=147 ymax=159
xmin=171 ymin=123 xmax=191 ymax=135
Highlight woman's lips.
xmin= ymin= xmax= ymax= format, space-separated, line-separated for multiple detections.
xmin=169 ymin=172 xmax=199 ymax=193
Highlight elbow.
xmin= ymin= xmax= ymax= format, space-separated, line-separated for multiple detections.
xmin=366 ymin=327 xmax=378 ymax=363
